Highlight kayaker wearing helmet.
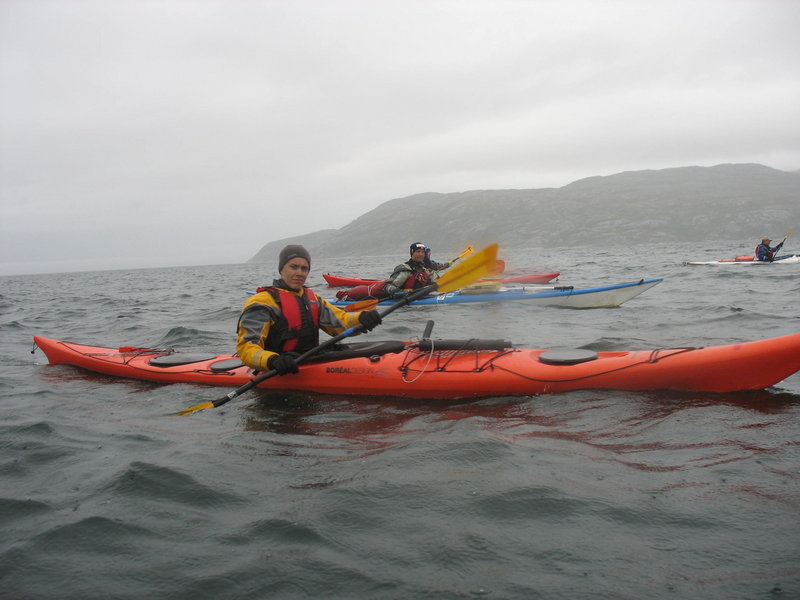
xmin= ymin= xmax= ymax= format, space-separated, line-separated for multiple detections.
xmin=236 ymin=244 xmax=382 ymax=375
xmin=755 ymin=236 xmax=783 ymax=262
xmin=423 ymin=246 xmax=451 ymax=271
xmin=383 ymin=242 xmax=441 ymax=298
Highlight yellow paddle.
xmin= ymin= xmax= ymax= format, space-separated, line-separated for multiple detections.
xmin=449 ymin=245 xmax=474 ymax=265
xmin=174 ymin=243 xmax=499 ymax=416
xmin=767 ymin=229 xmax=794 ymax=260
xmin=777 ymin=229 xmax=793 ymax=250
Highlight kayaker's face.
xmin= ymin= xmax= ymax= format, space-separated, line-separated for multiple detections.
xmin=281 ymin=258 xmax=310 ymax=291
xmin=411 ymin=248 xmax=426 ymax=262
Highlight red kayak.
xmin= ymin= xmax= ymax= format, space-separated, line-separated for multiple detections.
xmin=323 ymin=272 xmax=560 ymax=287
xmin=33 ymin=332 xmax=800 ymax=399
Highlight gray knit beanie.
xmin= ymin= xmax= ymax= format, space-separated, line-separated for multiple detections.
xmin=279 ymin=245 xmax=311 ymax=271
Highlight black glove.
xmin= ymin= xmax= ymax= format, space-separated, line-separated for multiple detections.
xmin=358 ymin=310 xmax=382 ymax=331
xmin=267 ymin=352 xmax=300 ymax=375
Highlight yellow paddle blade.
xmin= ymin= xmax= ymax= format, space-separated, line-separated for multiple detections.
xmin=436 ymin=243 xmax=498 ymax=293
xmin=488 ymin=259 xmax=505 ymax=275
xmin=345 ymin=298 xmax=380 ymax=312
xmin=173 ymin=401 xmax=214 ymax=416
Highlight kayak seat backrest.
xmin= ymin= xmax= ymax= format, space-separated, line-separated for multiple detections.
xmin=304 ymin=340 xmax=408 ymax=363
xmin=538 ymin=349 xmax=598 ymax=365
xmin=149 ymin=353 xmax=219 ymax=367
xmin=417 ymin=339 xmax=512 ymax=351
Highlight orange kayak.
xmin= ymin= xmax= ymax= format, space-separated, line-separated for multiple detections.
xmin=33 ymin=333 xmax=800 ymax=399
xmin=322 ymin=272 xmax=560 ymax=287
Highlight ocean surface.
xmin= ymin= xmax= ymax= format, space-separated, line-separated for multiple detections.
xmin=2 ymin=241 xmax=799 ymax=599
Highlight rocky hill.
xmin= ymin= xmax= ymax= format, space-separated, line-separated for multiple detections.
xmin=249 ymin=163 xmax=800 ymax=262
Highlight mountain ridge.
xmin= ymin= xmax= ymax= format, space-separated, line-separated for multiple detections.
xmin=249 ymin=163 xmax=800 ymax=262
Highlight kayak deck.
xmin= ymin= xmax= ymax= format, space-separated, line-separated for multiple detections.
xmin=33 ymin=332 xmax=800 ymax=399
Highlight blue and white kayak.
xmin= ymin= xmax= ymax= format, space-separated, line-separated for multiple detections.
xmin=683 ymin=254 xmax=799 ymax=266
xmin=328 ymin=279 xmax=663 ymax=309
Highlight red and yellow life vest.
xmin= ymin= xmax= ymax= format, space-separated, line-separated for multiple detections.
xmin=256 ymin=287 xmax=321 ymax=352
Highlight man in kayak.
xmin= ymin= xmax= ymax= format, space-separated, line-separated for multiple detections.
xmin=755 ymin=237 xmax=783 ymax=262
xmin=383 ymin=242 xmax=441 ymax=298
xmin=236 ymin=245 xmax=383 ymax=375
xmin=424 ymin=246 xmax=451 ymax=271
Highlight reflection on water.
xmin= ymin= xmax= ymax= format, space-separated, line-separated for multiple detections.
xmin=241 ymin=388 xmax=800 ymax=456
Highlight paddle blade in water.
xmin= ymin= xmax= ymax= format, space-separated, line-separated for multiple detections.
xmin=174 ymin=401 xmax=214 ymax=416
xmin=436 ymin=244 xmax=498 ymax=293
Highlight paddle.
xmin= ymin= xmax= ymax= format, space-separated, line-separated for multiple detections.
xmin=448 ymin=245 xmax=474 ymax=266
xmin=344 ymin=298 xmax=380 ymax=312
xmin=773 ymin=229 xmax=793 ymax=256
xmin=174 ymin=243 xmax=499 ymax=416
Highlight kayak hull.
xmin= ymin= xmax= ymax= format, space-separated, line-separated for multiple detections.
xmin=33 ymin=332 xmax=800 ymax=398
xmin=323 ymin=272 xmax=561 ymax=286
xmin=329 ymin=279 xmax=662 ymax=308
xmin=684 ymin=254 xmax=800 ymax=266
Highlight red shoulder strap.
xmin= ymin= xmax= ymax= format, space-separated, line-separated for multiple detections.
xmin=274 ymin=288 xmax=320 ymax=351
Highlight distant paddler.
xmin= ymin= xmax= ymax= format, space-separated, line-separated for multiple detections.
xmin=335 ymin=242 xmax=473 ymax=302
xmin=755 ymin=230 xmax=792 ymax=262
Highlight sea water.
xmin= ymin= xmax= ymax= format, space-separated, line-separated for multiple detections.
xmin=1 ymin=241 xmax=799 ymax=599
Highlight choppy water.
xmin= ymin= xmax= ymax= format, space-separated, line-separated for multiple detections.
xmin=2 ymin=241 xmax=799 ymax=599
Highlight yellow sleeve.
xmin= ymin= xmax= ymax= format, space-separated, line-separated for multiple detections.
xmin=236 ymin=292 xmax=280 ymax=371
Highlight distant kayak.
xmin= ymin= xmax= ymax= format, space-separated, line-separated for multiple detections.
xmin=33 ymin=330 xmax=800 ymax=398
xmin=328 ymin=279 xmax=663 ymax=309
xmin=322 ymin=272 xmax=561 ymax=287
xmin=684 ymin=254 xmax=800 ymax=266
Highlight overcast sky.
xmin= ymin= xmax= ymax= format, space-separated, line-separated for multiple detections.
xmin=1 ymin=0 xmax=799 ymax=276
